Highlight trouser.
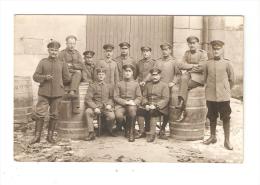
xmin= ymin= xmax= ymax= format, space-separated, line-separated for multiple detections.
xmin=178 ymin=72 xmax=202 ymax=106
xmin=115 ymin=105 xmax=137 ymax=131
xmin=137 ymin=108 xmax=150 ymax=132
xmin=34 ymin=95 xmax=62 ymax=120
xmin=145 ymin=109 xmax=162 ymax=135
xmin=85 ymin=108 xmax=115 ymax=132
xmin=70 ymin=70 xmax=82 ymax=91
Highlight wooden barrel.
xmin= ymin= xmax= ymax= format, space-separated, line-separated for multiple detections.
xmin=57 ymin=82 xmax=89 ymax=140
xmin=14 ymin=76 xmax=33 ymax=124
xmin=169 ymin=86 xmax=207 ymax=141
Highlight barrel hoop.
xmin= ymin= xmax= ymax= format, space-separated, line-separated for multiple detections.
xmin=171 ymin=121 xmax=205 ymax=126
xmin=171 ymin=128 xmax=204 ymax=132
xmin=187 ymin=96 xmax=205 ymax=100
xmin=14 ymin=106 xmax=33 ymax=110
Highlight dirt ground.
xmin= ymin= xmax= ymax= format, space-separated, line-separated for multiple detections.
xmin=13 ymin=98 xmax=243 ymax=163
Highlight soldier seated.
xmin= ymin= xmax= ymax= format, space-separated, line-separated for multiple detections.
xmin=84 ymin=68 xmax=116 ymax=141
xmin=138 ymin=68 xmax=170 ymax=142
xmin=114 ymin=64 xmax=142 ymax=142
xmin=58 ymin=35 xmax=87 ymax=114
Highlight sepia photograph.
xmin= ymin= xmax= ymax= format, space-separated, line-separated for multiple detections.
xmin=13 ymin=15 xmax=244 ymax=163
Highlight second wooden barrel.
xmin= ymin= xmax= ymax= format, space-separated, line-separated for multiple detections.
xmin=57 ymin=82 xmax=89 ymax=140
xmin=14 ymin=76 xmax=33 ymax=124
xmin=169 ymin=86 xmax=207 ymax=141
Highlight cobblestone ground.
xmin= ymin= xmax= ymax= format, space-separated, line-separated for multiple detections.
xmin=14 ymin=98 xmax=243 ymax=163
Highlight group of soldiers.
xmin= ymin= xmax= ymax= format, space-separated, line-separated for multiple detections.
xmin=31 ymin=34 xmax=235 ymax=150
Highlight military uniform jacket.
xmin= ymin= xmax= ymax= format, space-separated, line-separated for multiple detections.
xmin=182 ymin=49 xmax=208 ymax=84
xmin=114 ymin=55 xmax=137 ymax=81
xmin=58 ymin=48 xmax=87 ymax=81
xmin=84 ymin=62 xmax=95 ymax=82
xmin=84 ymin=81 xmax=114 ymax=109
xmin=136 ymin=57 xmax=156 ymax=83
xmin=114 ymin=79 xmax=142 ymax=109
xmin=204 ymin=58 xmax=235 ymax=102
xmin=154 ymin=56 xmax=193 ymax=84
xmin=142 ymin=81 xmax=170 ymax=115
xmin=33 ymin=57 xmax=71 ymax=97
xmin=94 ymin=59 xmax=119 ymax=85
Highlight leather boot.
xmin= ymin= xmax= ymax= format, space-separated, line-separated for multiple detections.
xmin=146 ymin=132 xmax=156 ymax=142
xmin=136 ymin=117 xmax=145 ymax=139
xmin=128 ymin=118 xmax=135 ymax=142
xmin=176 ymin=96 xmax=185 ymax=110
xmin=223 ymin=120 xmax=233 ymax=150
xmin=203 ymin=121 xmax=217 ymax=145
xmin=30 ymin=119 xmax=44 ymax=144
xmin=85 ymin=132 xmax=95 ymax=141
xmin=158 ymin=128 xmax=168 ymax=140
xmin=46 ymin=119 xmax=57 ymax=143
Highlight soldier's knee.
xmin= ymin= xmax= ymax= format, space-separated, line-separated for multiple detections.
xmin=115 ymin=111 xmax=124 ymax=122
xmin=85 ymin=108 xmax=94 ymax=115
xmin=106 ymin=112 xmax=115 ymax=121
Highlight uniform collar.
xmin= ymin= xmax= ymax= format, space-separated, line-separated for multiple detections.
xmin=120 ymin=55 xmax=129 ymax=60
xmin=97 ymin=81 xmax=105 ymax=85
xmin=142 ymin=57 xmax=151 ymax=62
xmin=162 ymin=55 xmax=173 ymax=61
xmin=124 ymin=78 xmax=133 ymax=82
xmin=48 ymin=56 xmax=58 ymax=61
xmin=152 ymin=80 xmax=160 ymax=84
xmin=190 ymin=49 xmax=197 ymax=54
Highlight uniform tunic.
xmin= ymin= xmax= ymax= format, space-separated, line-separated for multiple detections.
xmin=142 ymin=81 xmax=170 ymax=115
xmin=136 ymin=57 xmax=156 ymax=83
xmin=94 ymin=59 xmax=119 ymax=85
xmin=182 ymin=49 xmax=208 ymax=84
xmin=33 ymin=57 xmax=71 ymax=119
xmin=114 ymin=55 xmax=137 ymax=81
xmin=84 ymin=62 xmax=95 ymax=83
xmin=84 ymin=81 xmax=115 ymax=132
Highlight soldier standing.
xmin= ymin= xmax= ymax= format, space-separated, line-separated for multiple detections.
xmin=114 ymin=64 xmax=142 ymax=142
xmin=83 ymin=50 xmax=95 ymax=83
xmin=176 ymin=36 xmax=208 ymax=121
xmin=203 ymin=40 xmax=235 ymax=150
xmin=94 ymin=44 xmax=119 ymax=85
xmin=58 ymin=35 xmax=87 ymax=114
xmin=30 ymin=40 xmax=71 ymax=144
xmin=152 ymin=43 xmax=194 ymax=140
xmin=84 ymin=68 xmax=116 ymax=141
xmin=115 ymin=42 xmax=137 ymax=81
xmin=141 ymin=68 xmax=169 ymax=142
xmin=136 ymin=46 xmax=156 ymax=138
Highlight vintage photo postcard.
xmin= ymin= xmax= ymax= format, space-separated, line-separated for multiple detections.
xmin=13 ymin=15 xmax=244 ymax=163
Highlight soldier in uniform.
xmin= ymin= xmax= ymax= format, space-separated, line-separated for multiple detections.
xmin=94 ymin=44 xmax=119 ymax=85
xmin=151 ymin=43 xmax=194 ymax=140
xmin=30 ymin=40 xmax=71 ymax=144
xmin=83 ymin=50 xmax=95 ymax=83
xmin=58 ymin=35 xmax=87 ymax=114
xmin=136 ymin=46 xmax=156 ymax=138
xmin=203 ymin=40 xmax=235 ymax=150
xmin=176 ymin=36 xmax=208 ymax=121
xmin=115 ymin=42 xmax=137 ymax=81
xmin=114 ymin=64 xmax=142 ymax=142
xmin=84 ymin=68 xmax=116 ymax=141
xmin=141 ymin=68 xmax=169 ymax=142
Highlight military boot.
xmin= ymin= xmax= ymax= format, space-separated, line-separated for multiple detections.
xmin=85 ymin=132 xmax=95 ymax=141
xmin=203 ymin=121 xmax=217 ymax=145
xmin=30 ymin=119 xmax=44 ymax=144
xmin=128 ymin=118 xmax=135 ymax=142
xmin=146 ymin=132 xmax=156 ymax=142
xmin=223 ymin=120 xmax=233 ymax=150
xmin=46 ymin=119 xmax=57 ymax=144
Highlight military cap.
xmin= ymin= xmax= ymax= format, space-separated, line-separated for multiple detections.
xmin=83 ymin=50 xmax=95 ymax=57
xmin=149 ymin=67 xmax=161 ymax=75
xmin=141 ymin=46 xmax=152 ymax=52
xmin=122 ymin=63 xmax=135 ymax=71
xmin=119 ymin=42 xmax=131 ymax=48
xmin=103 ymin=44 xmax=114 ymax=50
xmin=96 ymin=67 xmax=106 ymax=74
xmin=186 ymin=36 xmax=199 ymax=43
xmin=210 ymin=40 xmax=225 ymax=49
xmin=160 ymin=42 xmax=172 ymax=49
xmin=47 ymin=40 xmax=61 ymax=49
xmin=65 ymin=35 xmax=77 ymax=42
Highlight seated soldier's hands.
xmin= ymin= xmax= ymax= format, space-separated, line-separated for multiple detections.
xmin=128 ymin=100 xmax=136 ymax=106
xmin=190 ymin=64 xmax=202 ymax=73
xmin=94 ymin=108 xmax=101 ymax=114
xmin=45 ymin=75 xmax=53 ymax=81
xmin=69 ymin=69 xmax=76 ymax=73
xmin=106 ymin=105 xmax=112 ymax=110
xmin=145 ymin=105 xmax=150 ymax=111
xmin=150 ymin=104 xmax=156 ymax=110
xmin=139 ymin=81 xmax=146 ymax=86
